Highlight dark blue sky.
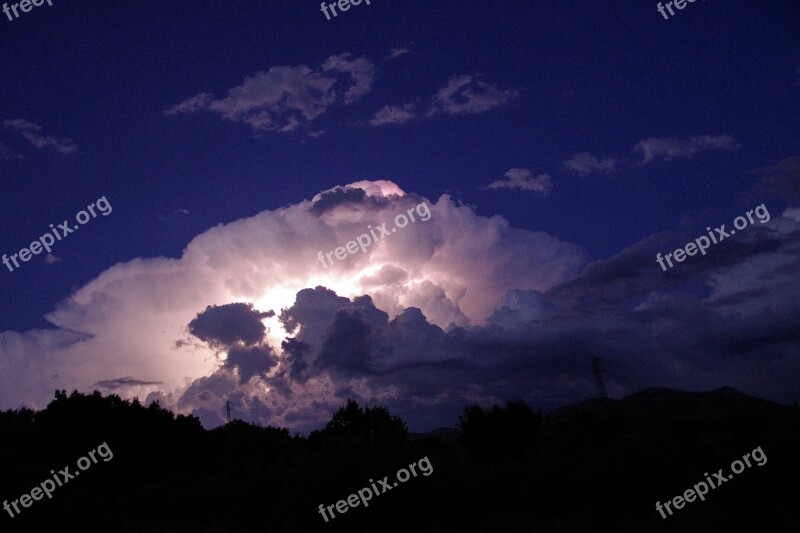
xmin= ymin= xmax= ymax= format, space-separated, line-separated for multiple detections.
xmin=1 ymin=0 xmax=798 ymax=430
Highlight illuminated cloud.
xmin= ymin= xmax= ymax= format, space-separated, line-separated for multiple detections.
xmin=2 ymin=178 xmax=797 ymax=432
xmin=0 ymin=180 xmax=584 ymax=426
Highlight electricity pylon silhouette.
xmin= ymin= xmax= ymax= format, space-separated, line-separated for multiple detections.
xmin=225 ymin=400 xmax=234 ymax=423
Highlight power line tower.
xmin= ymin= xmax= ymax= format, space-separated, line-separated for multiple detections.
xmin=225 ymin=400 xmax=234 ymax=423
xmin=591 ymin=357 xmax=608 ymax=398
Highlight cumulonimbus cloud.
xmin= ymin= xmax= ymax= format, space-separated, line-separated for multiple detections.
xmin=2 ymin=177 xmax=797 ymax=433
xmin=0 ymin=180 xmax=585 ymax=428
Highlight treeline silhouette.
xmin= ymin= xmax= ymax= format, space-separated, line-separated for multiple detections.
xmin=1 ymin=387 xmax=799 ymax=532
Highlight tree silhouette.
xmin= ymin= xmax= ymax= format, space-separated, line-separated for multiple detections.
xmin=1 ymin=388 xmax=798 ymax=531
xmin=322 ymin=398 xmax=408 ymax=442
xmin=457 ymin=400 xmax=541 ymax=463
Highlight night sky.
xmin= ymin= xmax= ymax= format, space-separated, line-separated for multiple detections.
xmin=1 ymin=0 xmax=799 ymax=432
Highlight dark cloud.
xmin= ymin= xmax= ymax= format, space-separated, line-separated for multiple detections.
xmin=236 ymin=209 xmax=800 ymax=431
xmin=93 ymin=377 xmax=163 ymax=389
xmin=754 ymin=155 xmax=800 ymax=202
xmin=317 ymin=309 xmax=376 ymax=373
xmin=224 ymin=344 xmax=278 ymax=382
xmin=177 ymin=373 xmax=237 ymax=411
xmin=280 ymin=337 xmax=311 ymax=380
xmin=309 ymin=186 xmax=391 ymax=215
xmin=188 ymin=303 xmax=274 ymax=348
xmin=186 ymin=303 xmax=281 ymax=385
xmin=278 ymin=288 xmax=389 ymax=379
xmin=544 ymin=223 xmax=788 ymax=317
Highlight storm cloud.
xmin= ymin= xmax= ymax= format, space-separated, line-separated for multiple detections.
xmin=1 ymin=178 xmax=798 ymax=432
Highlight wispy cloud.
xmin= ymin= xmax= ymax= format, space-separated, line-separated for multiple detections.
xmin=166 ymin=54 xmax=376 ymax=134
xmin=563 ymin=152 xmax=616 ymax=176
xmin=564 ymin=135 xmax=740 ymax=175
xmin=321 ymin=53 xmax=376 ymax=104
xmin=370 ymin=75 xmax=517 ymax=128
xmin=488 ymin=168 xmax=552 ymax=195
xmin=164 ymin=93 xmax=214 ymax=115
xmin=370 ymin=103 xmax=416 ymax=126
xmin=429 ymin=75 xmax=518 ymax=116
xmin=389 ymin=47 xmax=411 ymax=59
xmin=0 ymin=141 xmax=23 ymax=160
xmin=753 ymin=155 xmax=800 ymax=202
xmin=3 ymin=119 xmax=78 ymax=154
xmin=44 ymin=253 xmax=60 ymax=265
xmin=633 ymin=135 xmax=739 ymax=163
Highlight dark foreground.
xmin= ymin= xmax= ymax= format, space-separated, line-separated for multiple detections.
xmin=1 ymin=387 xmax=798 ymax=532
